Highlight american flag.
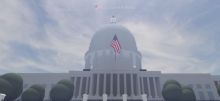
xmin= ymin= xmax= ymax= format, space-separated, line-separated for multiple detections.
xmin=111 ymin=34 xmax=121 ymax=54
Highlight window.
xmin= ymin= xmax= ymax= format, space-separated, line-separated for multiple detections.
xmin=198 ymin=91 xmax=205 ymax=100
xmin=207 ymin=91 xmax=214 ymax=100
xmin=196 ymin=84 xmax=202 ymax=89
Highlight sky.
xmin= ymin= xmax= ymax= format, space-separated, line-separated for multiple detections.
xmin=0 ymin=0 xmax=220 ymax=74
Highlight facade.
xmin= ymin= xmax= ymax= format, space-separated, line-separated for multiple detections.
xmin=20 ymin=25 xmax=220 ymax=101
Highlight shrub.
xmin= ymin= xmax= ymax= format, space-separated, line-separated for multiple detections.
xmin=30 ymin=84 xmax=45 ymax=101
xmin=21 ymin=88 xmax=41 ymax=101
xmin=1 ymin=73 xmax=23 ymax=101
xmin=217 ymin=84 xmax=220 ymax=96
xmin=182 ymin=86 xmax=196 ymax=101
xmin=0 ymin=78 xmax=12 ymax=96
xmin=50 ymin=84 xmax=72 ymax=101
xmin=163 ymin=80 xmax=181 ymax=89
xmin=162 ymin=81 xmax=182 ymax=101
xmin=58 ymin=79 xmax=74 ymax=98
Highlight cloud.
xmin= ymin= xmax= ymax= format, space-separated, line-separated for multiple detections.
xmin=0 ymin=0 xmax=219 ymax=74
xmin=122 ymin=21 xmax=203 ymax=73
xmin=0 ymin=0 xmax=93 ymax=73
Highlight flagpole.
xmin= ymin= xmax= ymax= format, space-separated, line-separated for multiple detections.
xmin=115 ymin=52 xmax=116 ymax=64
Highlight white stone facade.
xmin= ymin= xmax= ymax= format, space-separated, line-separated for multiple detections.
xmin=19 ymin=25 xmax=220 ymax=101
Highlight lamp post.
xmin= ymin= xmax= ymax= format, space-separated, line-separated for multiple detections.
xmin=83 ymin=94 xmax=88 ymax=101
xmin=103 ymin=93 xmax=107 ymax=101
xmin=122 ymin=94 xmax=127 ymax=101
xmin=142 ymin=94 xmax=147 ymax=101
xmin=0 ymin=93 xmax=6 ymax=101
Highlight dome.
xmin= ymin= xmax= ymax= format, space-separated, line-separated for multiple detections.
xmin=88 ymin=25 xmax=138 ymax=52
xmin=85 ymin=25 xmax=142 ymax=70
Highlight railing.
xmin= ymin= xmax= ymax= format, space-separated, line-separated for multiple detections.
xmin=81 ymin=93 xmax=148 ymax=101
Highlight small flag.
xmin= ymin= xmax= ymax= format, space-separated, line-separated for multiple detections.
xmin=111 ymin=34 xmax=121 ymax=54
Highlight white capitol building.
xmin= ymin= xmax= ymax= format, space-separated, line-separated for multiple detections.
xmin=19 ymin=25 xmax=220 ymax=101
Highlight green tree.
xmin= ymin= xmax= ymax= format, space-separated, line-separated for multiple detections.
xmin=182 ymin=86 xmax=196 ymax=101
xmin=58 ymin=79 xmax=74 ymax=91
xmin=0 ymin=78 xmax=12 ymax=97
xmin=1 ymin=73 xmax=23 ymax=101
xmin=30 ymin=84 xmax=45 ymax=101
xmin=162 ymin=84 xmax=182 ymax=101
xmin=58 ymin=79 xmax=74 ymax=98
xmin=162 ymin=80 xmax=182 ymax=101
xmin=163 ymin=80 xmax=181 ymax=89
xmin=21 ymin=88 xmax=41 ymax=101
xmin=217 ymin=84 xmax=220 ymax=96
xmin=50 ymin=84 xmax=72 ymax=101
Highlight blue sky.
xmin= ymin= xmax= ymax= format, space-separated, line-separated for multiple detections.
xmin=0 ymin=0 xmax=220 ymax=74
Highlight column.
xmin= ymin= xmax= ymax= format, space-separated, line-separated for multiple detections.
xmin=131 ymin=74 xmax=134 ymax=96
xmin=124 ymin=74 xmax=127 ymax=94
xmin=141 ymin=77 xmax=144 ymax=94
xmin=132 ymin=53 xmax=136 ymax=68
xmin=147 ymin=77 xmax=151 ymax=98
xmin=110 ymin=74 xmax=113 ymax=96
xmin=156 ymin=77 xmax=161 ymax=97
xmin=96 ymin=74 xmax=100 ymax=96
xmin=153 ymin=77 xmax=158 ymax=97
xmin=86 ymin=77 xmax=90 ymax=94
xmin=89 ymin=75 xmax=94 ymax=95
xmin=117 ymin=74 xmax=120 ymax=96
xmin=78 ymin=77 xmax=83 ymax=98
xmin=103 ymin=73 xmax=106 ymax=94
xmin=85 ymin=77 xmax=88 ymax=94
xmin=74 ymin=77 xmax=79 ymax=97
xmin=137 ymin=76 xmax=141 ymax=95
xmin=73 ymin=77 xmax=77 ymax=97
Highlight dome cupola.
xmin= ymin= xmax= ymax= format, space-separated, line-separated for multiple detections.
xmin=85 ymin=25 xmax=142 ymax=70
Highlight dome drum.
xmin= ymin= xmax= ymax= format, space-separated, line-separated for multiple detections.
xmin=85 ymin=49 xmax=142 ymax=70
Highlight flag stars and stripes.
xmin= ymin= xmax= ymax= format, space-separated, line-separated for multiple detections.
xmin=111 ymin=34 xmax=121 ymax=54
